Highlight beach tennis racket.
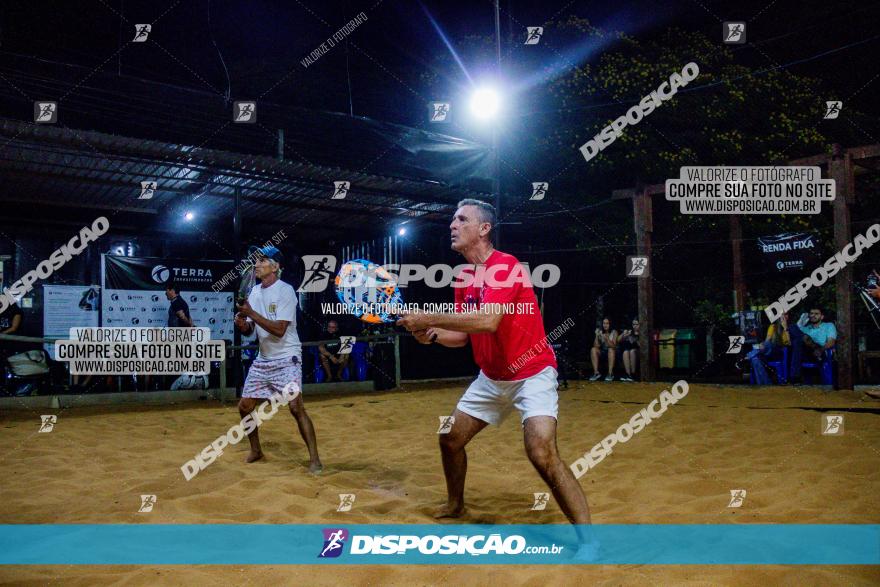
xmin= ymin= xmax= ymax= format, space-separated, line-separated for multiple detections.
xmin=236 ymin=246 xmax=261 ymax=305
xmin=334 ymin=259 xmax=403 ymax=323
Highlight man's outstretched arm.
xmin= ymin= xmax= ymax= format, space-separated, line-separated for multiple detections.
xmin=422 ymin=328 xmax=468 ymax=348
xmin=398 ymin=304 xmax=505 ymax=334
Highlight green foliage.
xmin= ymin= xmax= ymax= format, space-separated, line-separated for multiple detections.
xmin=694 ymin=299 xmax=732 ymax=330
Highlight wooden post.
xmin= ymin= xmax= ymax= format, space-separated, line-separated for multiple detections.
xmin=829 ymin=145 xmax=855 ymax=390
xmin=613 ymin=184 xmax=662 ymax=382
xmin=634 ymin=187 xmax=656 ymax=382
xmin=730 ymin=216 xmax=746 ymax=312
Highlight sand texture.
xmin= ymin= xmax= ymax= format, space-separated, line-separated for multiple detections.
xmin=1 ymin=380 xmax=878 ymax=585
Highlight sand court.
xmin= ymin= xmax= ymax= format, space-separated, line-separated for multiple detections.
xmin=1 ymin=380 xmax=878 ymax=584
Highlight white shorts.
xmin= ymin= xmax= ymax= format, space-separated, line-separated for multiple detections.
xmin=242 ymin=356 xmax=302 ymax=399
xmin=456 ymin=366 xmax=559 ymax=426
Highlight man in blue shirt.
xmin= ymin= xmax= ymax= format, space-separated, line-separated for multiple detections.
xmin=789 ymin=307 xmax=836 ymax=383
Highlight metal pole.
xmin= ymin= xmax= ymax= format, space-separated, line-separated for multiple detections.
xmin=233 ymin=185 xmax=242 ymax=397
xmin=493 ymin=0 xmax=503 ymax=248
xmin=494 ymin=0 xmax=502 ymax=64
xmin=492 ymin=128 xmax=501 ymax=248
xmin=393 ymin=333 xmax=401 ymax=389
xmin=219 ymin=360 xmax=227 ymax=401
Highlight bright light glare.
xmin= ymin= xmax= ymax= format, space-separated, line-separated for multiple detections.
xmin=470 ymin=87 xmax=500 ymax=120
xmin=398 ymin=228 xmax=407 ymax=236
xmin=184 ymin=211 xmax=195 ymax=221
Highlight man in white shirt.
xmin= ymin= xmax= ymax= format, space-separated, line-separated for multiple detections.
xmin=234 ymin=246 xmax=323 ymax=473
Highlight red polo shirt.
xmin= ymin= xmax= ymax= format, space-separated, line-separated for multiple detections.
xmin=453 ymin=250 xmax=557 ymax=381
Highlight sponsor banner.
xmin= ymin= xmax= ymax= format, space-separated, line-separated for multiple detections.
xmin=103 ymin=255 xmax=235 ymax=291
xmin=765 ymin=223 xmax=880 ymax=322
xmin=42 ymin=285 xmax=100 ymax=359
xmin=102 ymin=255 xmax=235 ymax=340
xmin=0 ymin=524 xmax=877 ymax=564
xmin=757 ymin=232 xmax=818 ymax=272
xmin=102 ymin=290 xmax=233 ymax=341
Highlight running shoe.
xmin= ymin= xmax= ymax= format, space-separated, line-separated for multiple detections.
xmin=589 ymin=373 xmax=602 ymax=381
xmin=604 ymin=374 xmax=614 ymax=382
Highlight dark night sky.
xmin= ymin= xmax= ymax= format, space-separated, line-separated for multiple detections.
xmin=1 ymin=0 xmax=878 ymax=128
xmin=0 ymin=0 xmax=878 ymax=344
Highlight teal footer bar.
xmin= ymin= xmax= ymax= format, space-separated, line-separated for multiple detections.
xmin=1 ymin=524 xmax=878 ymax=565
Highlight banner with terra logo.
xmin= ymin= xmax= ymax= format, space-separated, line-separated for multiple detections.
xmin=756 ymin=232 xmax=818 ymax=271
xmin=101 ymin=255 xmax=235 ymax=340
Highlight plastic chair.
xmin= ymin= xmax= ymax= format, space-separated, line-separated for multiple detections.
xmin=312 ymin=347 xmax=350 ymax=383
xmin=4 ymin=349 xmax=53 ymax=396
xmin=351 ymin=342 xmax=368 ymax=381
xmin=801 ymin=348 xmax=834 ymax=385
xmin=749 ymin=346 xmax=789 ymax=385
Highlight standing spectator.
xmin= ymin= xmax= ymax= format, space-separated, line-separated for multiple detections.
xmin=0 ymin=299 xmax=23 ymax=392
xmin=789 ymin=307 xmax=836 ymax=384
xmin=318 ymin=320 xmax=350 ymax=382
xmin=166 ymin=283 xmax=193 ymax=327
xmin=589 ymin=317 xmax=618 ymax=382
xmin=160 ymin=283 xmax=193 ymax=391
xmin=619 ymin=318 xmax=640 ymax=382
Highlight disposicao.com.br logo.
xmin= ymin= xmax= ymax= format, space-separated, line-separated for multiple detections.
xmin=300 ymin=255 xmax=562 ymax=292
xmin=317 ymin=528 xmax=562 ymax=558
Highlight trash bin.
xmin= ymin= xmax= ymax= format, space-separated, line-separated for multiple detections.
xmin=675 ymin=328 xmax=697 ymax=369
xmin=658 ymin=329 xmax=677 ymax=369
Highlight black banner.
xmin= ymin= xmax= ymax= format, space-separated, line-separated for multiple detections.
xmin=756 ymin=233 xmax=818 ymax=272
xmin=103 ymin=256 xmax=235 ymax=291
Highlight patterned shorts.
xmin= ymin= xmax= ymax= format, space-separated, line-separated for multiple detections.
xmin=242 ymin=356 xmax=302 ymax=399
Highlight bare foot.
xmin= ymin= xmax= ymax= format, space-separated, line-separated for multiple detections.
xmin=433 ymin=502 xmax=465 ymax=519
xmin=309 ymin=461 xmax=324 ymax=475
xmin=245 ymin=450 xmax=263 ymax=463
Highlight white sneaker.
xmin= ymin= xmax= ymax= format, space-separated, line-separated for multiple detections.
xmin=589 ymin=373 xmax=602 ymax=381
xmin=604 ymin=374 xmax=614 ymax=382
xmin=621 ymin=376 xmax=633 ymax=382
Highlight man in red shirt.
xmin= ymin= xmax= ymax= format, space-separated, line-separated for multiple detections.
xmin=397 ymin=199 xmax=591 ymax=524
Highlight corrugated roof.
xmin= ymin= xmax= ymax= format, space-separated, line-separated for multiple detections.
xmin=0 ymin=117 xmax=491 ymax=241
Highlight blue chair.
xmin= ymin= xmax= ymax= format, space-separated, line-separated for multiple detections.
xmin=801 ymin=348 xmax=834 ymax=385
xmin=312 ymin=347 xmax=350 ymax=383
xmin=750 ymin=347 xmax=789 ymax=385
xmin=351 ymin=342 xmax=368 ymax=381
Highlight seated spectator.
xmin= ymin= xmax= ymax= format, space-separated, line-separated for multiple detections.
xmin=0 ymin=300 xmax=24 ymax=394
xmin=589 ymin=317 xmax=618 ymax=382
xmin=619 ymin=318 xmax=640 ymax=382
xmin=0 ymin=299 xmax=22 ymax=337
xmin=318 ymin=320 xmax=350 ymax=382
xmin=789 ymin=307 xmax=836 ymax=383
xmin=747 ymin=312 xmax=791 ymax=385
